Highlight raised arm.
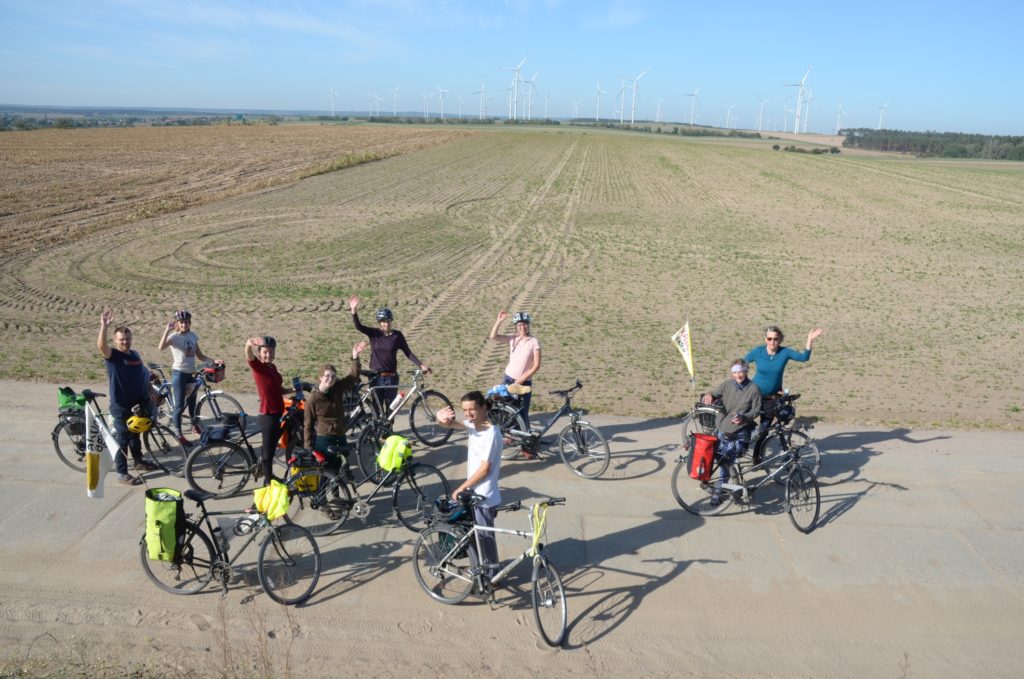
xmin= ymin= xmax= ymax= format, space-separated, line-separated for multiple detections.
xmin=97 ymin=309 xmax=113 ymax=359
xmin=435 ymin=405 xmax=466 ymax=431
xmin=489 ymin=309 xmax=513 ymax=343
xmin=244 ymin=336 xmax=259 ymax=362
xmin=158 ymin=319 xmax=175 ymax=351
xmin=806 ymin=327 xmax=825 ymax=351
xmin=348 ymin=340 xmax=368 ymax=379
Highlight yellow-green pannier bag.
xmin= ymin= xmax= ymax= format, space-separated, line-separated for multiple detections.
xmin=376 ymin=435 xmax=412 ymax=472
xmin=145 ymin=488 xmax=185 ymax=561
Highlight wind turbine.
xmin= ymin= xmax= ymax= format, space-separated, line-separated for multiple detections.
xmin=436 ymin=86 xmax=449 ymax=120
xmin=834 ymin=101 xmax=845 ymax=134
xmin=783 ymin=104 xmax=794 ymax=132
xmin=525 ymin=72 xmax=538 ymax=120
xmin=498 ymin=55 xmax=528 ymax=120
xmin=684 ymin=86 xmax=700 ymax=125
xmin=655 ymin=99 xmax=664 ymax=123
xmin=617 ymin=78 xmax=627 ymax=124
xmin=595 ymin=81 xmax=607 ymax=122
xmin=457 ymin=96 xmax=464 ymax=119
xmin=755 ymin=94 xmax=770 ymax=132
xmin=876 ymin=101 xmax=890 ymax=130
xmin=627 ymin=68 xmax=649 ymax=124
xmin=783 ymin=66 xmax=811 ymax=133
xmin=330 ymin=86 xmax=339 ymax=117
xmin=802 ymin=89 xmax=815 ymax=133
xmin=470 ymin=82 xmax=487 ymax=120
xmin=544 ymin=93 xmax=550 ymax=119
xmin=572 ymin=101 xmax=581 ymax=119
xmin=391 ymin=86 xmax=400 ymax=117
xmin=724 ymin=104 xmax=735 ymax=128
xmin=421 ymin=92 xmax=433 ymax=120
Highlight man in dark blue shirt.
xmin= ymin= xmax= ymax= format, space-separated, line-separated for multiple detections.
xmin=97 ymin=309 xmax=158 ymax=485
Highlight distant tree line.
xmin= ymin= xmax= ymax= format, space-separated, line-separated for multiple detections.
xmin=772 ymin=144 xmax=841 ymax=154
xmin=571 ymin=121 xmax=762 ymax=139
xmin=841 ymin=128 xmax=1024 ymax=160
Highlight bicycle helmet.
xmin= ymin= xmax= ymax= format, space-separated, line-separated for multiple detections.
xmin=376 ymin=308 xmax=394 ymax=322
xmin=512 ymin=311 xmax=531 ymax=324
xmin=174 ymin=309 xmax=192 ymax=322
xmin=260 ymin=336 xmax=277 ymax=349
xmin=126 ymin=414 xmax=153 ymax=434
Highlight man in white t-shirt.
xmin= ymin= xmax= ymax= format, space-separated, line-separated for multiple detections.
xmin=436 ymin=391 xmax=503 ymax=573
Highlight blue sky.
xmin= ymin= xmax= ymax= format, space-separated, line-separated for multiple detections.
xmin=1 ymin=0 xmax=1021 ymax=135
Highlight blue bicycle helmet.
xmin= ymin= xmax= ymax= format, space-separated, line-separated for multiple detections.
xmin=376 ymin=308 xmax=394 ymax=322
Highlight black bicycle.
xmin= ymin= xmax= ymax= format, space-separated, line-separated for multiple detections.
xmin=139 ymin=488 xmax=321 ymax=605
xmin=283 ymin=444 xmax=450 ymax=536
xmin=487 ymin=379 xmax=610 ymax=479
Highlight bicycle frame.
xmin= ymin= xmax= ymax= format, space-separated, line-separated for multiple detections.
xmin=716 ymin=446 xmax=801 ymax=501
xmin=361 ymin=369 xmax=430 ymax=426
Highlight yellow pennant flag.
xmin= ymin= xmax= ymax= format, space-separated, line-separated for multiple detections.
xmin=671 ymin=320 xmax=695 ymax=378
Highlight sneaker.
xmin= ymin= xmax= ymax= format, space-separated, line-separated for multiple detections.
xmin=133 ymin=459 xmax=160 ymax=471
xmin=117 ymin=473 xmax=143 ymax=486
xmin=709 ymin=494 xmax=722 ymax=507
xmin=191 ymin=424 xmax=202 ymax=435
xmin=177 ymin=435 xmax=193 ymax=448
xmin=520 ymin=449 xmax=538 ymax=460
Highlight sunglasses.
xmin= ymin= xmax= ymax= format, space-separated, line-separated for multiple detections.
xmin=766 ymin=336 xmax=781 ymax=341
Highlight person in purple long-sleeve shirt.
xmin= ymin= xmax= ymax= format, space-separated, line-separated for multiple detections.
xmin=348 ymin=295 xmax=430 ymax=412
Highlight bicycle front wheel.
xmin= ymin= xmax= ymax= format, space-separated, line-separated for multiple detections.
xmin=409 ymin=390 xmax=454 ymax=447
xmin=393 ymin=463 xmax=451 ymax=532
xmin=143 ymin=423 xmax=188 ymax=476
xmin=786 ymin=467 xmax=821 ymax=533
xmin=670 ymin=457 xmax=739 ymax=516
xmin=285 ymin=468 xmax=353 ymax=536
xmin=488 ymin=403 xmax=527 ymax=460
xmin=52 ymin=418 xmax=87 ymax=473
xmin=758 ymin=429 xmax=820 ymax=483
xmin=412 ymin=524 xmax=477 ymax=604
xmin=139 ymin=521 xmax=215 ymax=595
xmin=257 ymin=523 xmax=321 ymax=606
xmin=557 ymin=422 xmax=610 ymax=479
xmin=196 ymin=391 xmax=246 ymax=425
xmin=185 ymin=440 xmax=253 ymax=499
xmin=532 ymin=557 xmax=568 ymax=647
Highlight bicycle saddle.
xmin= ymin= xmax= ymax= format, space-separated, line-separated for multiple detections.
xmin=184 ymin=489 xmax=216 ymax=504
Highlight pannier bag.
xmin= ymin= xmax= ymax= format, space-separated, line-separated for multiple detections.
xmin=57 ymin=386 xmax=86 ymax=411
xmin=145 ymin=487 xmax=186 ymax=562
xmin=689 ymin=433 xmax=717 ymax=482
xmin=376 ymin=435 xmax=412 ymax=472
xmin=61 ymin=410 xmax=86 ymax=436
xmin=289 ymin=449 xmax=321 ymax=492
xmin=204 ymin=363 xmax=226 ymax=383
xmin=253 ymin=479 xmax=290 ymax=520
xmin=278 ymin=397 xmax=305 ymax=448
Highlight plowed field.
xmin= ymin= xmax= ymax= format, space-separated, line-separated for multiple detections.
xmin=2 ymin=125 xmax=1023 ymax=428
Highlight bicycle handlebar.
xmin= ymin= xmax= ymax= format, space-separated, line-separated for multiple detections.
xmin=548 ymin=379 xmax=583 ymax=397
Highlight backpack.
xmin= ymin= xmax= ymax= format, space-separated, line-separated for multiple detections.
xmin=144 ymin=488 xmax=186 ymax=562
xmin=376 ymin=435 xmax=412 ymax=472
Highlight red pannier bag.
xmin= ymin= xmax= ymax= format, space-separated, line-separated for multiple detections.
xmin=689 ymin=433 xmax=717 ymax=482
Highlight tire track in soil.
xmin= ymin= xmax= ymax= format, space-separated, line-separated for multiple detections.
xmin=399 ymin=140 xmax=580 ymax=355
xmin=461 ymin=141 xmax=589 ymax=388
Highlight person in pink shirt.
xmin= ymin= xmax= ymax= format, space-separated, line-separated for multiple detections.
xmin=489 ymin=310 xmax=541 ymax=457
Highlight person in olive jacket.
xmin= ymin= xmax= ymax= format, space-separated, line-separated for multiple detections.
xmin=304 ymin=341 xmax=368 ymax=472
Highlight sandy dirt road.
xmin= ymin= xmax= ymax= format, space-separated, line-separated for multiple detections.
xmin=1 ymin=379 xmax=1022 ymax=677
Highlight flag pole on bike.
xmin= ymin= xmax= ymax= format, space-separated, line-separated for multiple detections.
xmin=671 ymin=318 xmax=696 ymax=402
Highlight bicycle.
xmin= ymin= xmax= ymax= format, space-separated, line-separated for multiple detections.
xmin=52 ymin=387 xmax=186 ymax=475
xmin=487 ymin=379 xmax=610 ymax=479
xmin=679 ymin=392 xmax=820 ymax=482
xmin=412 ymin=494 xmax=568 ymax=647
xmin=139 ymin=488 xmax=321 ymax=605
xmin=147 ymin=361 xmax=245 ymax=428
xmin=283 ymin=444 xmax=451 ymax=535
xmin=670 ymin=430 xmax=822 ymax=533
xmin=352 ymin=369 xmax=453 ymax=481
xmin=183 ymin=379 xmax=307 ymax=499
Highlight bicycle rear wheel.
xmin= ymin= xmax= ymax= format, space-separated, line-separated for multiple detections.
xmin=557 ymin=422 xmax=610 ymax=479
xmin=52 ymin=417 xmax=87 ymax=472
xmin=185 ymin=440 xmax=252 ymax=499
xmin=196 ymin=392 xmax=246 ymax=425
xmin=409 ymin=390 xmax=454 ymax=447
xmin=532 ymin=557 xmax=567 ymax=647
xmin=412 ymin=524 xmax=477 ymax=604
xmin=356 ymin=425 xmax=387 ymax=484
xmin=139 ymin=521 xmax=215 ymax=594
xmin=680 ymin=405 xmax=720 ymax=452
xmin=670 ymin=457 xmax=739 ymax=516
xmin=393 ymin=463 xmax=451 ymax=532
xmin=257 ymin=523 xmax=321 ymax=606
xmin=143 ymin=423 xmax=187 ymax=476
xmin=488 ymin=403 xmax=527 ymax=460
xmin=284 ymin=468 xmax=353 ymax=536
xmin=786 ymin=467 xmax=821 ymax=533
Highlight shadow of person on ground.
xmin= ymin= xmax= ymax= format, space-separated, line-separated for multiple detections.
xmin=545 ymin=508 xmax=721 ymax=648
